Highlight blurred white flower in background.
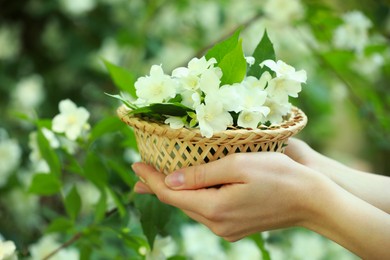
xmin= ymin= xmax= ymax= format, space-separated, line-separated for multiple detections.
xmin=29 ymin=235 xmax=79 ymax=260
xmin=0 ymin=236 xmax=18 ymax=260
xmin=13 ymin=74 xmax=45 ymax=110
xmin=264 ymin=0 xmax=305 ymax=24
xmin=227 ymin=239 xmax=261 ymax=260
xmin=124 ymin=148 xmax=141 ymax=163
xmin=52 ymin=99 xmax=90 ymax=141
xmin=4 ymin=188 xmax=41 ymax=229
xmin=0 ymin=25 xmax=20 ymax=60
xmin=181 ymin=224 xmax=226 ymax=260
xmin=0 ymin=129 xmax=21 ymax=188
xmin=289 ymin=231 xmax=325 ymax=259
xmin=75 ymin=181 xmax=100 ymax=215
xmin=145 ymin=236 xmax=177 ymax=260
xmin=98 ymin=38 xmax=123 ymax=66
xmin=60 ymin=0 xmax=95 ymax=16
xmin=333 ymin=10 xmax=372 ymax=54
xmin=351 ymin=53 xmax=385 ymax=81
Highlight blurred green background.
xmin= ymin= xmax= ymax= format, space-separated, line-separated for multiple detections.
xmin=0 ymin=0 xmax=389 ymax=259
xmin=1 ymin=0 xmax=389 ymax=172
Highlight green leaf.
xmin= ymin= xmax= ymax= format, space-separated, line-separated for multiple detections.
xmin=103 ymin=59 xmax=137 ymax=98
xmin=94 ymin=191 xmax=107 ymax=223
xmin=107 ymin=159 xmax=136 ymax=188
xmin=247 ymin=30 xmax=276 ymax=78
xmin=248 ymin=233 xmax=271 ymax=260
xmin=45 ymin=217 xmax=74 ymax=233
xmin=37 ymin=128 xmax=61 ymax=176
xmin=205 ymin=29 xmax=241 ymax=64
xmin=130 ymin=103 xmax=194 ymax=117
xmin=64 ymin=186 xmax=82 ymax=221
xmin=29 ymin=173 xmax=62 ymax=195
xmin=89 ymin=116 xmax=126 ymax=144
xmin=134 ymin=195 xmax=174 ymax=248
xmin=106 ymin=187 xmax=126 ymax=218
xmin=105 ymin=93 xmax=137 ymax=110
xmin=83 ymin=151 xmax=108 ymax=189
xmin=218 ymin=39 xmax=247 ymax=85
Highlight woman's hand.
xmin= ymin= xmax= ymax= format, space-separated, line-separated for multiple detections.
xmin=132 ymin=152 xmax=327 ymax=241
xmin=132 ymin=150 xmax=390 ymax=259
xmin=285 ymin=138 xmax=390 ymax=213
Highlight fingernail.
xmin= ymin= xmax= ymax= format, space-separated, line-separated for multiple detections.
xmin=131 ymin=163 xmax=139 ymax=173
xmin=165 ymin=172 xmax=184 ymax=187
xmin=134 ymin=184 xmax=149 ymax=194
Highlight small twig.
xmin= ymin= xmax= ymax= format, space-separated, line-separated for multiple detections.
xmin=193 ymin=12 xmax=265 ymax=58
xmin=42 ymin=233 xmax=82 ymax=260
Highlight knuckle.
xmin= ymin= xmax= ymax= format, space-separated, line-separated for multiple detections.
xmin=155 ymin=190 xmax=170 ymax=204
xmin=189 ymin=164 xmax=208 ymax=188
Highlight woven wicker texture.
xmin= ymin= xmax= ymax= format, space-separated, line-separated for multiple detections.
xmin=117 ymin=105 xmax=307 ymax=174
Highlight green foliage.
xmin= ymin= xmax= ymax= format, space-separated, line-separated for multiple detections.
xmin=0 ymin=0 xmax=388 ymax=259
xmin=134 ymin=195 xmax=175 ymax=248
xmin=248 ymin=30 xmax=276 ymax=77
xmin=103 ymin=60 xmax=137 ymax=98
xmin=29 ymin=173 xmax=62 ymax=195
xmin=64 ymin=186 xmax=82 ymax=221
xmin=37 ymin=128 xmax=61 ymax=176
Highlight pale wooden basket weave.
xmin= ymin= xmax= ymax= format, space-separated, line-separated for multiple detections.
xmin=118 ymin=105 xmax=307 ymax=174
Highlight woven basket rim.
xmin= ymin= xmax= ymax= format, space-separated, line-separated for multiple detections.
xmin=117 ymin=105 xmax=307 ymax=143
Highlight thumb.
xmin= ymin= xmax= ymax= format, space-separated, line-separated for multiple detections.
xmin=165 ymin=154 xmax=244 ymax=190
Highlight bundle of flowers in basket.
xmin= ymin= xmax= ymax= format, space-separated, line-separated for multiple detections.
xmin=108 ymin=30 xmax=307 ymax=174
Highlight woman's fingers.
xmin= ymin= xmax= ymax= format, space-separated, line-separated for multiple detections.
xmin=165 ymin=153 xmax=247 ymax=190
xmin=132 ymin=162 xmax=219 ymax=212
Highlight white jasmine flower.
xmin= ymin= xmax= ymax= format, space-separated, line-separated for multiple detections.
xmin=0 ymin=239 xmax=17 ymax=260
xmin=180 ymin=90 xmax=201 ymax=109
xmin=266 ymin=77 xmax=304 ymax=103
xmin=237 ymin=110 xmax=266 ymax=129
xmin=244 ymin=73 xmax=272 ymax=90
xmin=198 ymin=67 xmax=222 ymax=95
xmin=237 ymin=80 xmax=270 ymax=115
xmin=173 ymin=56 xmax=218 ymax=78
xmin=52 ymin=99 xmax=90 ymax=141
xmin=245 ymin=56 xmax=255 ymax=66
xmin=164 ymin=116 xmax=185 ymax=129
xmin=29 ymin=235 xmax=79 ymax=260
xmin=260 ymin=60 xmax=307 ymax=83
xmin=196 ymin=102 xmax=233 ymax=138
xmin=181 ymin=224 xmax=226 ymax=260
xmin=135 ymin=65 xmax=178 ymax=104
xmin=261 ymin=60 xmax=306 ymax=102
xmin=13 ymin=74 xmax=45 ymax=109
xmin=333 ymin=11 xmax=372 ymax=54
xmin=211 ymin=84 xmax=241 ymax=112
xmin=264 ymin=98 xmax=291 ymax=124
xmin=0 ymin=130 xmax=21 ymax=188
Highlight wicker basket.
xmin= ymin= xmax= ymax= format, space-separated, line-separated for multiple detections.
xmin=118 ymin=105 xmax=307 ymax=174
